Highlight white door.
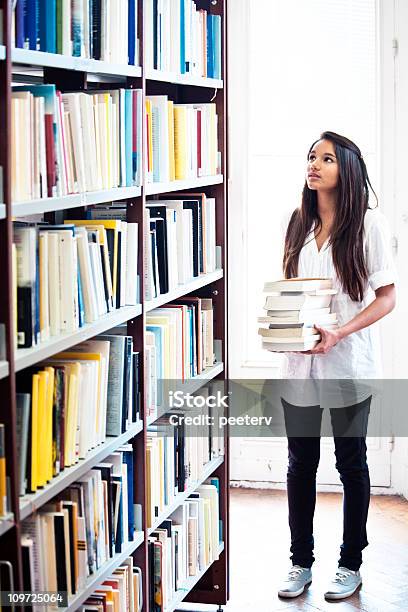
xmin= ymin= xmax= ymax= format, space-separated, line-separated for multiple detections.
xmin=229 ymin=0 xmax=393 ymax=488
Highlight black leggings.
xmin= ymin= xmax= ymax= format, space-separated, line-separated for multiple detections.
xmin=282 ymin=396 xmax=371 ymax=571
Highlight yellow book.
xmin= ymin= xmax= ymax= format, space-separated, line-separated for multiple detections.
xmin=173 ymin=106 xmax=187 ymax=180
xmin=30 ymin=374 xmax=39 ymax=492
xmin=65 ymin=219 xmax=120 ymax=301
xmin=56 ymin=352 xmax=102 ymax=442
xmin=0 ymin=424 xmax=6 ymax=516
xmin=37 ymin=370 xmax=49 ymax=487
xmin=167 ymin=101 xmax=176 ymax=181
xmin=44 ymin=367 xmax=55 ymax=483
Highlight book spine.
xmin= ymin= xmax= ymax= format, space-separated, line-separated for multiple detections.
xmin=0 ymin=424 xmax=6 ymax=516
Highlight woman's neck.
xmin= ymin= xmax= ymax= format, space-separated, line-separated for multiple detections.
xmin=317 ymin=190 xmax=336 ymax=225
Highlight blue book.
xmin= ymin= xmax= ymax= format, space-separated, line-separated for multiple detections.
xmin=24 ymin=0 xmax=39 ymax=50
xmin=207 ymin=14 xmax=213 ymax=78
xmin=180 ymin=0 xmax=186 ymax=74
xmin=16 ymin=0 xmax=25 ymax=49
xmin=39 ymin=0 xmax=56 ymax=53
xmin=128 ymin=0 xmax=136 ymax=65
xmin=210 ymin=477 xmax=223 ymax=542
xmin=125 ymin=90 xmax=133 ymax=187
xmin=121 ymin=447 xmax=135 ymax=541
xmin=213 ymin=15 xmax=221 ymax=79
xmin=71 ymin=0 xmax=83 ymax=57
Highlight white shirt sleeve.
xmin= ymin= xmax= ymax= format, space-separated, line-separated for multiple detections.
xmin=365 ymin=210 xmax=398 ymax=291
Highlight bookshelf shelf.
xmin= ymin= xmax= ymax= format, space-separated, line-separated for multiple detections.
xmin=15 ymin=305 xmax=143 ymax=373
xmin=0 ymin=361 xmax=9 ymax=380
xmin=11 ymin=48 xmax=142 ymax=78
xmin=145 ymin=270 xmax=224 ymax=312
xmin=19 ymin=420 xmax=144 ymax=521
xmin=146 ymin=362 xmax=224 ymax=427
xmin=165 ymin=542 xmax=225 ymax=612
xmin=145 ymin=69 xmax=223 ymax=89
xmin=0 ymin=514 xmax=14 ymax=537
xmin=0 ymin=204 xmax=6 ymax=219
xmin=145 ymin=175 xmax=224 ymax=196
xmin=63 ymin=531 xmax=145 ymax=612
xmin=148 ymin=456 xmax=224 ymax=536
xmin=12 ymin=186 xmax=142 ymax=217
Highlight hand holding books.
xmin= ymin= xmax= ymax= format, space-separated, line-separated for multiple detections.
xmin=258 ymin=277 xmax=338 ymax=352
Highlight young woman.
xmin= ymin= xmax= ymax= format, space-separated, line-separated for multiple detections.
xmin=277 ymin=132 xmax=397 ymax=601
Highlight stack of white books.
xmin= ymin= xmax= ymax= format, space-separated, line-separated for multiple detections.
xmin=258 ymin=277 xmax=338 ymax=352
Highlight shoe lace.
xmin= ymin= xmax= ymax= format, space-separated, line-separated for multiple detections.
xmin=288 ymin=567 xmax=306 ymax=580
xmin=334 ymin=569 xmax=352 ymax=584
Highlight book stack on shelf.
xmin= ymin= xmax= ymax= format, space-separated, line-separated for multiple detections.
xmin=12 ymin=0 xmax=139 ymax=66
xmin=145 ymin=97 xmax=220 ymax=184
xmin=80 ymin=561 xmax=143 ymax=611
xmin=144 ymin=0 xmax=222 ymax=79
xmin=20 ymin=444 xmax=139 ymax=602
xmin=258 ymin=278 xmax=338 ymax=352
xmin=148 ymin=479 xmax=222 ymax=611
xmin=145 ymin=195 xmax=218 ymax=300
xmin=13 ymin=219 xmax=139 ymax=349
xmin=0 ymin=1 xmax=228 ymax=610
xmin=11 ymin=85 xmax=143 ymax=203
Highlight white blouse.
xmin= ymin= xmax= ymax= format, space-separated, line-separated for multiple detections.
xmin=282 ymin=207 xmax=397 ymax=383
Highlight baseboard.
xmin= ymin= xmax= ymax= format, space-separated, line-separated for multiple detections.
xmin=230 ymin=480 xmax=398 ymax=495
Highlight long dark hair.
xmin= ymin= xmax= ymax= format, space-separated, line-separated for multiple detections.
xmin=283 ymin=131 xmax=378 ymax=302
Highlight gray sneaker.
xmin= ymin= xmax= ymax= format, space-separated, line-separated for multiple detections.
xmin=278 ymin=565 xmax=312 ymax=598
xmin=324 ymin=567 xmax=362 ymax=600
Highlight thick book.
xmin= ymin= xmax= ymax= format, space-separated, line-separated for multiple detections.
xmin=263 ymin=292 xmax=334 ymax=311
xmin=258 ymin=311 xmax=337 ymax=327
xmin=259 ymin=325 xmax=336 ymax=339
xmin=262 ymin=337 xmax=320 ymax=352
xmin=263 ymin=277 xmax=333 ymax=292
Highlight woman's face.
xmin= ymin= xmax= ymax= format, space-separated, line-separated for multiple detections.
xmin=306 ymin=139 xmax=339 ymax=192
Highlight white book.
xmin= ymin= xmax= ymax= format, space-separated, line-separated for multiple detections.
xmin=62 ymin=0 xmax=72 ymax=55
xmin=58 ymin=231 xmax=77 ymax=332
xmin=125 ymin=222 xmax=138 ymax=305
xmin=38 ymin=232 xmax=50 ymax=342
xmin=88 ymin=240 xmax=108 ymax=317
xmin=144 ymin=0 xmax=154 ymax=71
xmin=264 ymin=293 xmax=334 ymax=311
xmin=258 ymin=311 xmax=337 ymax=327
xmin=264 ymin=277 xmax=333 ymax=293
xmin=62 ymin=94 xmax=86 ymax=192
xmin=37 ymin=97 xmax=48 ymax=198
xmin=79 ymin=93 xmax=99 ymax=191
xmin=262 ymin=337 xmax=320 ymax=352
xmin=120 ymin=221 xmax=127 ymax=307
xmin=76 ymin=229 xmax=99 ymax=323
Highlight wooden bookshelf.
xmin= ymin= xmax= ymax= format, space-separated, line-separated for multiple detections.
xmin=0 ymin=0 xmax=229 ymax=610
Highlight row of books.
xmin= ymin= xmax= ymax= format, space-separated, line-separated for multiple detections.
xmin=146 ymin=297 xmax=215 ymax=416
xmin=144 ymin=195 xmax=218 ymax=300
xmin=13 ymin=0 xmax=139 ymax=66
xmin=148 ymin=481 xmax=221 ymax=610
xmin=16 ymin=336 xmax=141 ymax=495
xmin=79 ymin=558 xmax=142 ymax=611
xmin=145 ymin=97 xmax=220 ymax=183
xmin=21 ymin=445 xmax=137 ymax=601
xmin=146 ymin=421 xmax=224 ymax=529
xmin=258 ymin=277 xmax=338 ymax=352
xmin=13 ymin=219 xmax=138 ymax=348
xmin=11 ymin=85 xmax=143 ymax=203
xmin=144 ymin=0 xmax=222 ymax=79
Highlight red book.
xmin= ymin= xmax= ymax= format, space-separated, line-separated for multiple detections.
xmin=45 ymin=115 xmax=56 ymax=197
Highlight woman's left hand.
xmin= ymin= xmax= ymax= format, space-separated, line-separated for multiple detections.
xmin=303 ymin=325 xmax=344 ymax=355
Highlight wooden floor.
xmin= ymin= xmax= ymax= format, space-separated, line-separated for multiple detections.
xmin=179 ymin=488 xmax=408 ymax=612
